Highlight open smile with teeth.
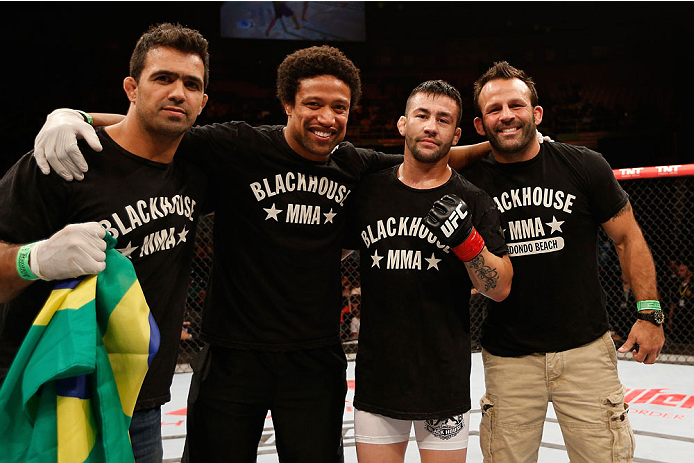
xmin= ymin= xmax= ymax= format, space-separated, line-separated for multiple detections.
xmin=311 ymin=129 xmax=333 ymax=139
xmin=499 ymin=126 xmax=520 ymax=134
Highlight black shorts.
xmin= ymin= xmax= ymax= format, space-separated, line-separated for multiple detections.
xmin=183 ymin=343 xmax=347 ymax=462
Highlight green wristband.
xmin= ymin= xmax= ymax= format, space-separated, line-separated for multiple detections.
xmin=636 ymin=300 xmax=661 ymax=311
xmin=76 ymin=110 xmax=93 ymax=126
xmin=16 ymin=243 xmax=39 ymax=280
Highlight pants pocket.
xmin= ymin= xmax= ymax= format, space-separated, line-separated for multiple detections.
xmin=479 ymin=393 xmax=496 ymax=462
xmin=599 ymin=331 xmax=619 ymax=369
xmin=603 ymin=386 xmax=635 ymax=462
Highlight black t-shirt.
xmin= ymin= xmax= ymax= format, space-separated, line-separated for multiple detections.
xmin=0 ymin=128 xmax=209 ymax=409
xmin=344 ymin=166 xmax=506 ymax=420
xmin=463 ymin=142 xmax=628 ymax=356
xmin=181 ymin=123 xmax=401 ymax=350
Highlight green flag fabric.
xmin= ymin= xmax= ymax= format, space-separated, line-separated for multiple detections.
xmin=0 ymin=234 xmax=160 ymax=462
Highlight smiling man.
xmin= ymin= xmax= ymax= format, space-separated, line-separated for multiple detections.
xmin=0 ymin=23 xmax=211 ymax=462
xmin=281 ymin=74 xmax=351 ymax=161
xmin=178 ymin=45 xmax=402 ymax=463
xmin=462 ymin=61 xmax=664 ymax=463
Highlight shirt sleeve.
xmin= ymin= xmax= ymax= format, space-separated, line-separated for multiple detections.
xmin=582 ymin=149 xmax=629 ymax=223
xmin=470 ymin=188 xmax=507 ymax=257
xmin=0 ymin=151 xmax=71 ymax=244
xmin=358 ymin=148 xmax=403 ymax=174
xmin=180 ymin=122 xmax=244 ymax=172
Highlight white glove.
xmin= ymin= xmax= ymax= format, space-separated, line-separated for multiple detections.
xmin=34 ymin=109 xmax=102 ymax=181
xmin=536 ymin=130 xmax=554 ymax=144
xmin=30 ymin=223 xmax=107 ymax=280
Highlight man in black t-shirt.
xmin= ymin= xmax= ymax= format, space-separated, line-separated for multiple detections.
xmin=463 ymin=62 xmax=665 ymax=462
xmin=0 ymin=24 xmax=210 ymax=463
xmin=345 ymin=80 xmax=513 ymax=463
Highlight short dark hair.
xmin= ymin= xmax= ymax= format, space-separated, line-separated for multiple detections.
xmin=405 ymin=80 xmax=463 ymax=126
xmin=129 ymin=23 xmax=210 ymax=89
xmin=472 ymin=61 xmax=538 ymax=117
xmin=276 ymin=45 xmax=362 ymax=107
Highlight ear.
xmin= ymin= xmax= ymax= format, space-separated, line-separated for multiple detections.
xmin=124 ymin=77 xmax=138 ymax=103
xmin=473 ymin=117 xmax=486 ymax=136
xmin=197 ymin=94 xmax=209 ymax=115
xmin=396 ymin=116 xmax=407 ymax=137
xmin=452 ymin=127 xmax=462 ymax=146
xmin=533 ymin=105 xmax=543 ymax=126
xmin=284 ymin=102 xmax=293 ymax=117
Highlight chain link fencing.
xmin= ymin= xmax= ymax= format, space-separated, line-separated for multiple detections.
xmin=177 ymin=166 xmax=694 ymax=370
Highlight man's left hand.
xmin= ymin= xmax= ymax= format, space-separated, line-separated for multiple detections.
xmin=618 ymin=320 xmax=665 ymax=364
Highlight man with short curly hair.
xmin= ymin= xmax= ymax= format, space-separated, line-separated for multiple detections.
xmin=276 ymin=45 xmax=362 ymax=107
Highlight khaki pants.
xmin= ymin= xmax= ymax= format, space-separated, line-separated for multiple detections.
xmin=479 ymin=332 xmax=635 ymax=462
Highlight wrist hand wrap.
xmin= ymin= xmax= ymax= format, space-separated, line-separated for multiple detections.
xmin=451 ymin=228 xmax=485 ymax=262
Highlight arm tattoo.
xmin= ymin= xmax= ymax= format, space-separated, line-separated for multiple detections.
xmin=467 ymin=253 xmax=499 ymax=293
xmin=610 ymin=201 xmax=632 ymax=221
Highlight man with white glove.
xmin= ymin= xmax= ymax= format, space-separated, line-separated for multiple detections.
xmin=33 ymin=109 xmax=102 ymax=181
xmin=0 ymin=222 xmax=107 ymax=301
xmin=0 ymin=23 xmax=211 ymax=463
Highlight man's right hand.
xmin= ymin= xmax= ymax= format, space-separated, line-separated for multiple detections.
xmin=30 ymin=223 xmax=107 ymax=280
xmin=425 ymin=194 xmax=485 ymax=262
xmin=34 ymin=109 xmax=102 ymax=181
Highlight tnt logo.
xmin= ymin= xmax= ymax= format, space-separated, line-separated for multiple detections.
xmin=656 ymin=165 xmax=681 ymax=174
xmin=441 ymin=203 xmax=468 ymax=238
xmin=619 ymin=167 xmax=644 ymax=177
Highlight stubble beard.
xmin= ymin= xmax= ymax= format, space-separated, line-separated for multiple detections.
xmin=137 ymin=103 xmax=193 ymax=139
xmin=407 ymin=137 xmax=452 ymax=164
xmin=487 ymin=120 xmax=537 ymax=157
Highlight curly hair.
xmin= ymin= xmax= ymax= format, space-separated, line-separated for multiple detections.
xmin=405 ymin=80 xmax=463 ymax=126
xmin=472 ymin=61 xmax=538 ymax=117
xmin=276 ymin=45 xmax=361 ymax=107
xmin=129 ymin=23 xmax=210 ymax=89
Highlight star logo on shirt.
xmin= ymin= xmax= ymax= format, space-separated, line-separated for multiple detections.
xmin=264 ymin=203 xmax=283 ymax=221
xmin=117 ymin=241 xmax=138 ymax=258
xmin=545 ymin=216 xmax=565 ymax=234
xmin=425 ymin=252 xmax=442 ymax=271
xmin=371 ymin=250 xmax=384 ymax=268
xmin=323 ymin=208 xmax=337 ymax=224
xmin=178 ymin=226 xmax=189 ymax=244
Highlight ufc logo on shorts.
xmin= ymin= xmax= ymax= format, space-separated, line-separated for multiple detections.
xmin=441 ymin=203 xmax=468 ymax=238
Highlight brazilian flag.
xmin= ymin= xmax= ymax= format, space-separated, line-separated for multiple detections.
xmin=0 ymin=234 xmax=160 ymax=462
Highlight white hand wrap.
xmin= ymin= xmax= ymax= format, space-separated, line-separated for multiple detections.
xmin=33 ymin=109 xmax=102 ymax=181
xmin=29 ymin=223 xmax=108 ymax=280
